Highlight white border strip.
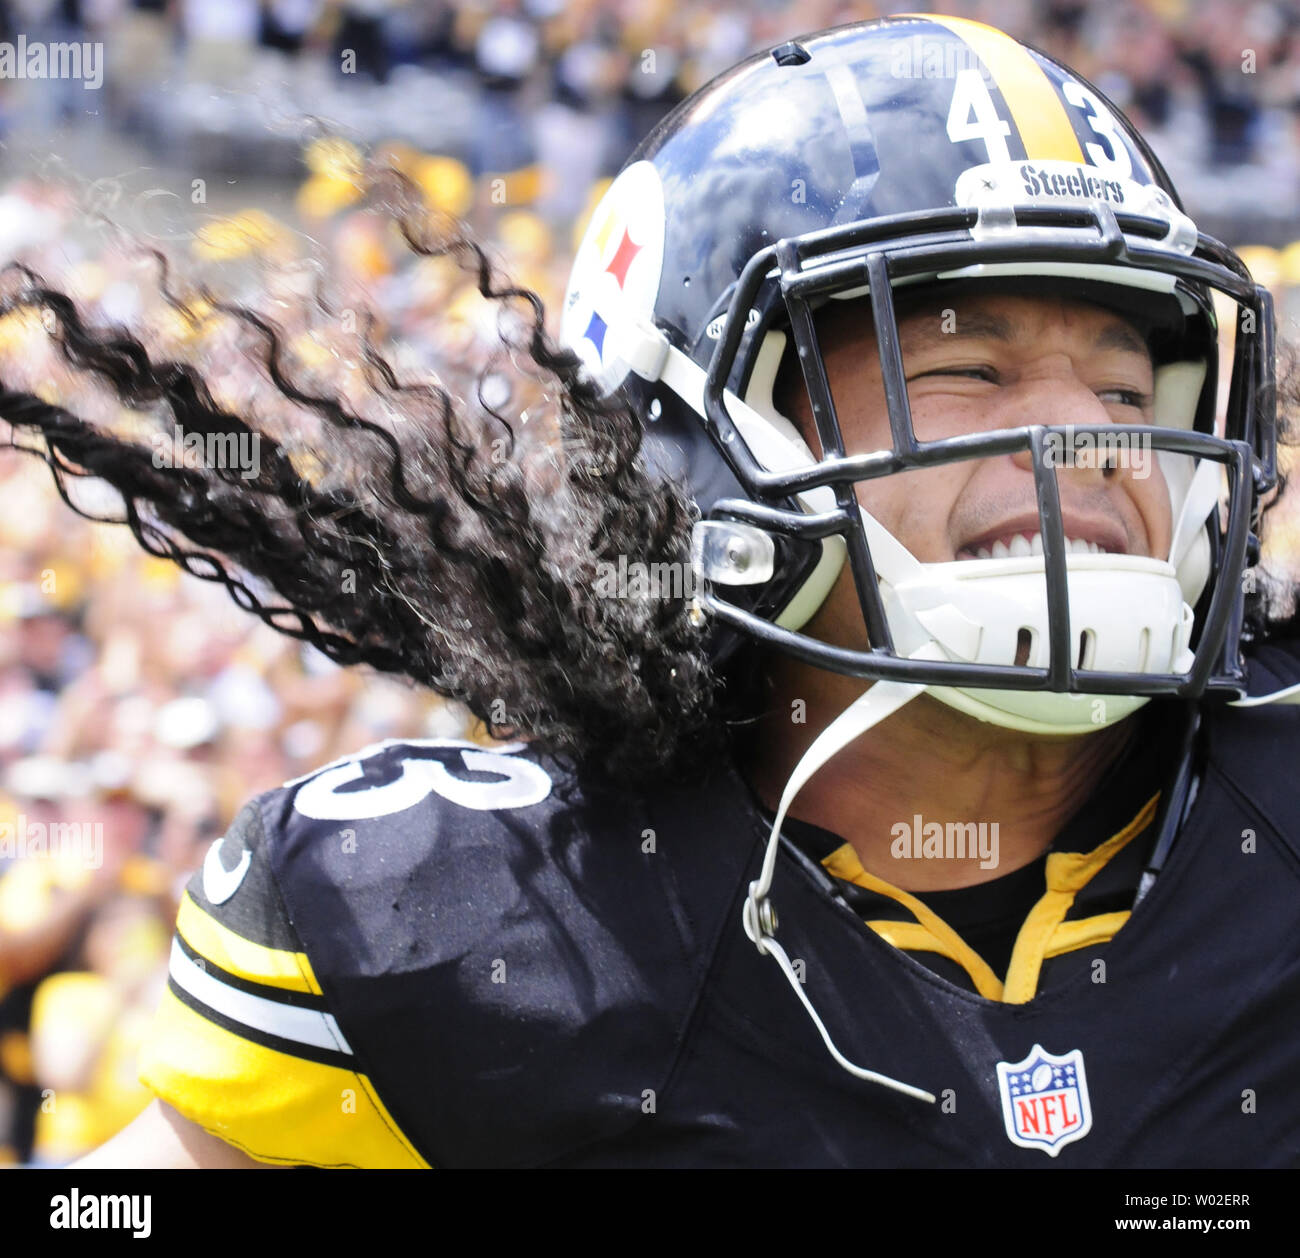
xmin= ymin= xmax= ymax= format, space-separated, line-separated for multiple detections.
xmin=169 ymin=939 xmax=353 ymax=1056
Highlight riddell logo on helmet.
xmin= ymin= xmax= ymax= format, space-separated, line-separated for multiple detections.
xmin=705 ymin=308 xmax=761 ymax=340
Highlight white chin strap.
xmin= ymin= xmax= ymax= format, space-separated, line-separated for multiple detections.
xmin=1230 ymin=684 xmax=1300 ymax=708
xmin=742 ymin=641 xmax=946 ymax=1104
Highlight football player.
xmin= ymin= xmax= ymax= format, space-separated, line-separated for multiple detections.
xmin=9 ymin=15 xmax=1300 ymax=1166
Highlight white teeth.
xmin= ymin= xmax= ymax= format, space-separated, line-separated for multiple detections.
xmin=960 ymin=530 xmax=1111 ymax=560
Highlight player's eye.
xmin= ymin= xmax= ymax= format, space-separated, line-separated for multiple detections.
xmin=908 ymin=365 xmax=999 ymax=384
xmin=1096 ymin=387 xmax=1152 ymax=409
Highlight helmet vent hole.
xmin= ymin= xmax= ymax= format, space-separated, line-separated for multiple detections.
xmin=1137 ymin=627 xmax=1151 ymax=671
xmin=1014 ymin=627 xmax=1034 ymax=667
xmin=771 ymin=41 xmax=811 ymax=67
xmin=1077 ymin=629 xmax=1096 ymax=671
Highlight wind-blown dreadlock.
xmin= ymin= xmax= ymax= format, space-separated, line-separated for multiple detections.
xmin=0 ymin=161 xmax=720 ymax=783
xmin=1 ymin=158 xmax=1297 ymax=790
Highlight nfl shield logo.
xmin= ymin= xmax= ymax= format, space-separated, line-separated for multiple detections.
xmin=995 ymin=1044 xmax=1092 ymax=1157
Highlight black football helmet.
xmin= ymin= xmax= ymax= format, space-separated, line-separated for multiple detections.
xmin=561 ymin=14 xmax=1276 ymax=737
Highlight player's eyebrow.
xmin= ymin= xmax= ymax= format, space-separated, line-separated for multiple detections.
xmin=899 ymin=309 xmax=1015 ymax=351
xmin=900 ymin=308 xmax=1149 ymax=358
xmin=1091 ymin=321 xmax=1149 ymax=357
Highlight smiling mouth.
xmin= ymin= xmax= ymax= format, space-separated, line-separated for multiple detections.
xmin=955 ymin=529 xmax=1123 ymax=561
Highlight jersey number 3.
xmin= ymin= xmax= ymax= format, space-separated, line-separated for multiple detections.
xmin=291 ymin=739 xmax=552 ymax=820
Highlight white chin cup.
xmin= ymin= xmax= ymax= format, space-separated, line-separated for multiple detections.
xmin=881 ymin=553 xmax=1195 ymax=734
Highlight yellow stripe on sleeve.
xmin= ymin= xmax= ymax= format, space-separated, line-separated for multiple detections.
xmin=176 ymin=892 xmax=322 ymax=996
xmin=138 ymin=985 xmax=429 ymax=1168
xmin=921 ymin=14 xmax=1085 ymax=163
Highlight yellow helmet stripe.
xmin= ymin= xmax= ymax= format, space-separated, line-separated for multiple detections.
xmin=921 ymin=14 xmax=1085 ymax=163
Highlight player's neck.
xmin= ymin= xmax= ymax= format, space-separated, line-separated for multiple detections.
xmin=741 ymin=658 xmax=1136 ymax=892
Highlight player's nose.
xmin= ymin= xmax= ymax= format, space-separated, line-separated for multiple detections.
xmin=1005 ymin=374 xmax=1123 ymax=484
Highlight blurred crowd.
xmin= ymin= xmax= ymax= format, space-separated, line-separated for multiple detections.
xmin=0 ymin=2 xmax=1298 ymax=229
xmin=0 ymin=0 xmax=1299 ymax=1168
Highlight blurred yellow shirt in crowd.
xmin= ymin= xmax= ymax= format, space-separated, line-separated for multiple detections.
xmin=29 ymin=971 xmax=155 ymax=1163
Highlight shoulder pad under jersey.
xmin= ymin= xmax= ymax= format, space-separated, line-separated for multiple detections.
xmin=256 ymin=737 xmax=763 ymax=1166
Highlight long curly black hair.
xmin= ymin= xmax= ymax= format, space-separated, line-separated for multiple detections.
xmin=0 ymin=160 xmax=719 ymax=783
xmin=0 ymin=158 xmax=1296 ymax=791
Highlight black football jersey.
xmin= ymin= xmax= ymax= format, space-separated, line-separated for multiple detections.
xmin=140 ymin=640 xmax=1300 ymax=1167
